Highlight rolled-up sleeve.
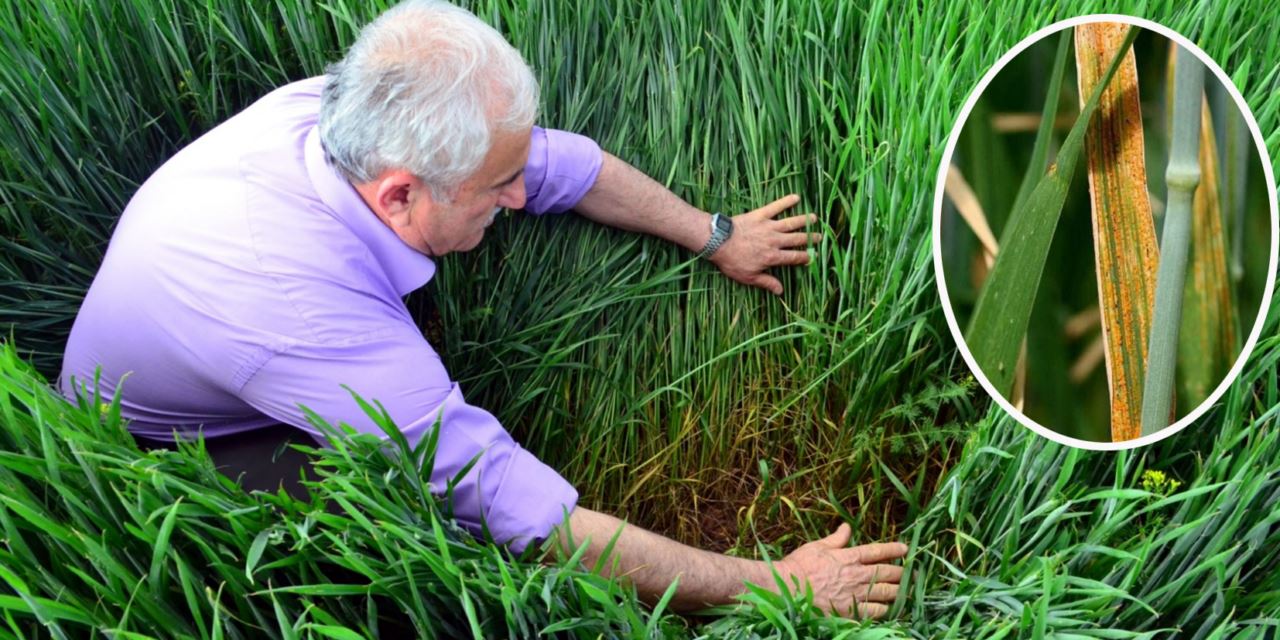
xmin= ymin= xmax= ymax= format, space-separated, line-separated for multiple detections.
xmin=523 ymin=126 xmax=604 ymax=215
xmin=237 ymin=324 xmax=577 ymax=552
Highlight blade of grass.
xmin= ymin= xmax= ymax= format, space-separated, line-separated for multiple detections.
xmin=966 ymin=25 xmax=1139 ymax=397
xmin=1012 ymin=30 xmax=1072 ymax=214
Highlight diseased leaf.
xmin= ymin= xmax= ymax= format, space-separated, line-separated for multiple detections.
xmin=1074 ymin=23 xmax=1159 ymax=442
xmin=966 ymin=25 xmax=1140 ymax=397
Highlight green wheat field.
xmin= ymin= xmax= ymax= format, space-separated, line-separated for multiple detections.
xmin=1 ymin=0 xmax=1278 ymax=637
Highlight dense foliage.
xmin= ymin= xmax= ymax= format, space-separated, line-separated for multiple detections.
xmin=1 ymin=0 xmax=1278 ymax=637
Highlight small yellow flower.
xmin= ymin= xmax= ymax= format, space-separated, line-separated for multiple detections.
xmin=1141 ymin=469 xmax=1180 ymax=496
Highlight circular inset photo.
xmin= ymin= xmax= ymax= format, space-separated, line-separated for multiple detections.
xmin=933 ymin=16 xmax=1278 ymax=448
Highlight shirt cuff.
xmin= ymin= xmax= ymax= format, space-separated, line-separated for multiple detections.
xmin=406 ymin=384 xmax=578 ymax=554
xmin=523 ymin=126 xmax=604 ymax=215
xmin=484 ymin=445 xmax=579 ymax=553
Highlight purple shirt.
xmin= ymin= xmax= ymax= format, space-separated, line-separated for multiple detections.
xmin=58 ymin=76 xmax=603 ymax=551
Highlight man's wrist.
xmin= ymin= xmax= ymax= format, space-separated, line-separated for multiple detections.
xmin=731 ymin=557 xmax=789 ymax=596
xmin=697 ymin=212 xmax=734 ymax=258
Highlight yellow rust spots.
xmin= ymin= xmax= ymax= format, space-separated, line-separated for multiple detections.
xmin=1074 ymin=23 xmax=1159 ymax=442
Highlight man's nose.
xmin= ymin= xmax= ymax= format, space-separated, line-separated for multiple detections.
xmin=498 ymin=176 xmax=527 ymax=210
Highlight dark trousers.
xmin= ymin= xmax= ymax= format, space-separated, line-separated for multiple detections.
xmin=137 ymin=424 xmax=315 ymax=500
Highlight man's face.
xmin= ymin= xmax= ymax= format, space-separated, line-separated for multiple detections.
xmin=410 ymin=126 xmax=531 ymax=256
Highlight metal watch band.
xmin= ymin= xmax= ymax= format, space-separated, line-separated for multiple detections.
xmin=698 ymin=212 xmax=733 ymax=258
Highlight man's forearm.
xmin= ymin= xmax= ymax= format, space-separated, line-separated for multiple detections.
xmin=574 ymin=152 xmax=713 ymax=253
xmin=550 ymin=506 xmax=779 ymax=612
xmin=572 ymin=151 xmax=817 ymax=295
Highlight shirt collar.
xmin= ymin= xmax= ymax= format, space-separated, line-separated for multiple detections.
xmin=303 ymin=126 xmax=435 ymax=297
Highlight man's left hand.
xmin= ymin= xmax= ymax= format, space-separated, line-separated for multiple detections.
xmin=709 ymin=194 xmax=822 ymax=295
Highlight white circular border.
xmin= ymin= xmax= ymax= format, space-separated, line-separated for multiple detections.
xmin=932 ymin=14 xmax=1280 ymax=451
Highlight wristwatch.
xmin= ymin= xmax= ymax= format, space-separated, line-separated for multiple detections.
xmin=698 ymin=213 xmax=734 ymax=258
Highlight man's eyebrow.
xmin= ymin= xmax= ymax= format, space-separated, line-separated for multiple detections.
xmin=493 ymin=168 xmax=523 ymax=188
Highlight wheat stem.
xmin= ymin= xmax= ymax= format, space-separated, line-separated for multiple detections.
xmin=1141 ymin=46 xmax=1205 ymax=435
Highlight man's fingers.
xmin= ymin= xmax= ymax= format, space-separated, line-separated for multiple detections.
xmin=860 ymin=582 xmax=901 ymax=603
xmin=771 ymin=250 xmax=811 ymax=266
xmin=852 ymin=542 xmax=910 ymax=564
xmin=866 ymin=563 xmax=904 ymax=584
xmin=751 ymin=194 xmax=801 ymax=220
xmin=817 ymin=522 xmax=853 ymax=548
xmin=855 ymin=602 xmax=890 ymax=620
xmin=777 ymin=231 xmax=821 ymax=248
xmin=748 ymin=274 xmax=784 ymax=296
xmin=774 ymin=212 xmax=817 ymax=232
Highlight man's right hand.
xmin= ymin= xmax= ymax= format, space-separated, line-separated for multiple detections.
xmin=550 ymin=507 xmax=910 ymax=619
xmin=774 ymin=523 xmax=908 ymax=619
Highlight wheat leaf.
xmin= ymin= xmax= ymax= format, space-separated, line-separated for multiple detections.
xmin=1075 ymin=22 xmax=1159 ymax=442
xmin=966 ymin=25 xmax=1140 ymax=397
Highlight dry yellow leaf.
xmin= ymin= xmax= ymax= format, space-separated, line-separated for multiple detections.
xmin=1075 ymin=23 xmax=1159 ymax=442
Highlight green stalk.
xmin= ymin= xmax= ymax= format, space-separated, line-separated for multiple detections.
xmin=1141 ymin=47 xmax=1204 ymax=435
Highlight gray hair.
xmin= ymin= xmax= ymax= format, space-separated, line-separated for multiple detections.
xmin=318 ymin=0 xmax=539 ymax=199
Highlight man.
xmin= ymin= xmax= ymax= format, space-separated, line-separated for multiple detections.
xmin=60 ymin=0 xmax=906 ymax=618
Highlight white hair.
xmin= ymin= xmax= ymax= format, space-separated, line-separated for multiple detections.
xmin=318 ymin=0 xmax=539 ymax=199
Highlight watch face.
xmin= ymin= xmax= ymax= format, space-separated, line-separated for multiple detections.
xmin=715 ymin=215 xmax=733 ymax=233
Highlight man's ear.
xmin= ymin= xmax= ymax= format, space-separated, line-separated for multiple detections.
xmin=372 ymin=170 xmax=430 ymax=228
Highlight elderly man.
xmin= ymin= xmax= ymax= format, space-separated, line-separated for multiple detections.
xmin=60 ymin=0 xmax=906 ymax=618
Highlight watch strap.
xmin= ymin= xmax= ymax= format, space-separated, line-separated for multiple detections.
xmin=698 ymin=213 xmax=732 ymax=258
